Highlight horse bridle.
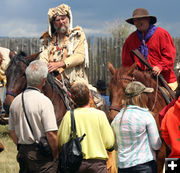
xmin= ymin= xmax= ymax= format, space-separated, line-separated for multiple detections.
xmin=109 ymin=75 xmax=135 ymax=112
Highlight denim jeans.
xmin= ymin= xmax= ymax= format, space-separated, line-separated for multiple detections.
xmin=118 ymin=160 xmax=157 ymax=173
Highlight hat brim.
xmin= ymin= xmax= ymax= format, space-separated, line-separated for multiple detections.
xmin=125 ymin=87 xmax=154 ymax=98
xmin=144 ymin=87 xmax=154 ymax=93
xmin=126 ymin=16 xmax=157 ymax=25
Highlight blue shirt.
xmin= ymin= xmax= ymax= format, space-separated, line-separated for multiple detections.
xmin=102 ymin=94 xmax=110 ymax=107
xmin=111 ymin=105 xmax=162 ymax=168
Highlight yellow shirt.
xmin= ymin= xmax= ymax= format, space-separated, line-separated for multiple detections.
xmin=58 ymin=107 xmax=115 ymax=160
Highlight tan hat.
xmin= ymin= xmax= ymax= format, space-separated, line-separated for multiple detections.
xmin=125 ymin=81 xmax=154 ymax=97
xmin=126 ymin=8 xmax=157 ymax=25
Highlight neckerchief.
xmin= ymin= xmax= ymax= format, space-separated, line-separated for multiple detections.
xmin=136 ymin=24 xmax=157 ymax=59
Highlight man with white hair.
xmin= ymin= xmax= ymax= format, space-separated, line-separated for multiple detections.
xmin=39 ymin=4 xmax=89 ymax=85
xmin=9 ymin=60 xmax=58 ymax=173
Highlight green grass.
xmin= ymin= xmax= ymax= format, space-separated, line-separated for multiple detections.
xmin=0 ymin=125 xmax=19 ymax=173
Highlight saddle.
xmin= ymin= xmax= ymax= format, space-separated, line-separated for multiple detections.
xmin=48 ymin=72 xmax=72 ymax=110
xmin=131 ymin=49 xmax=175 ymax=105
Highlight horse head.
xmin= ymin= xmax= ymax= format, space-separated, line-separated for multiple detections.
xmin=4 ymin=51 xmax=40 ymax=115
xmin=4 ymin=51 xmax=67 ymax=126
xmin=107 ymin=62 xmax=137 ymax=122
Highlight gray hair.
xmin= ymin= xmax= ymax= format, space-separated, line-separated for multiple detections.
xmin=25 ymin=60 xmax=48 ymax=86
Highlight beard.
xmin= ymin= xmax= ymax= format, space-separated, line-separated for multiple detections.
xmin=54 ymin=22 xmax=70 ymax=35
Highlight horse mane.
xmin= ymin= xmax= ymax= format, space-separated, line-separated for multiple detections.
xmin=114 ymin=66 xmax=160 ymax=90
xmin=8 ymin=51 xmax=27 ymax=67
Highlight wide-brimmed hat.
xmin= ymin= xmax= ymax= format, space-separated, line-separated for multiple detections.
xmin=125 ymin=81 xmax=154 ymax=97
xmin=126 ymin=8 xmax=157 ymax=25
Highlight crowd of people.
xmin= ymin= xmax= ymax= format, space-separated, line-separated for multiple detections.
xmin=0 ymin=2 xmax=179 ymax=173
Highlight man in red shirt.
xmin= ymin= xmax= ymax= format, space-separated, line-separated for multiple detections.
xmin=122 ymin=8 xmax=177 ymax=91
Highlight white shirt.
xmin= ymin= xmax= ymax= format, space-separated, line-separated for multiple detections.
xmin=9 ymin=88 xmax=58 ymax=144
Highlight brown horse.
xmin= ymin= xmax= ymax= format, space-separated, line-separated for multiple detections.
xmin=3 ymin=52 xmax=115 ymax=173
xmin=4 ymin=52 xmax=67 ymax=126
xmin=3 ymin=51 xmax=109 ymax=125
xmin=108 ymin=62 xmax=168 ymax=173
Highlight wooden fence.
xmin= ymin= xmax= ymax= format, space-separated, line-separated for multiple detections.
xmin=1 ymin=37 xmax=180 ymax=86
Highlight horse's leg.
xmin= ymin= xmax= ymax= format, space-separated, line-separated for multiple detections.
xmin=156 ymin=142 xmax=166 ymax=173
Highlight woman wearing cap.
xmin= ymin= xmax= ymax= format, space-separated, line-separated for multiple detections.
xmin=122 ymin=8 xmax=177 ymax=91
xmin=111 ymin=81 xmax=162 ymax=173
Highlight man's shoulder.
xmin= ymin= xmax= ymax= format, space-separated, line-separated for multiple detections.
xmin=35 ymin=91 xmax=52 ymax=103
xmin=39 ymin=31 xmax=51 ymax=47
xmin=70 ymin=26 xmax=85 ymax=38
xmin=124 ymin=31 xmax=138 ymax=43
xmin=10 ymin=93 xmax=22 ymax=110
xmin=154 ymin=27 xmax=172 ymax=37
xmin=72 ymin=26 xmax=83 ymax=32
xmin=40 ymin=31 xmax=50 ymax=40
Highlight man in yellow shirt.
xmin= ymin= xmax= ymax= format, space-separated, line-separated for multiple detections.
xmin=58 ymin=82 xmax=115 ymax=172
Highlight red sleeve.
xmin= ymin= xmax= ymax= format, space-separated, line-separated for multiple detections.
xmin=159 ymin=98 xmax=176 ymax=125
xmin=161 ymin=112 xmax=171 ymax=145
xmin=122 ymin=32 xmax=141 ymax=67
xmin=154 ymin=28 xmax=176 ymax=72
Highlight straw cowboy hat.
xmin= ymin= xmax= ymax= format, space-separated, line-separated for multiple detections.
xmin=126 ymin=8 xmax=157 ymax=25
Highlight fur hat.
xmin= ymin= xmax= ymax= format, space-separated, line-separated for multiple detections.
xmin=125 ymin=81 xmax=154 ymax=97
xmin=126 ymin=8 xmax=157 ymax=25
xmin=48 ymin=4 xmax=73 ymax=37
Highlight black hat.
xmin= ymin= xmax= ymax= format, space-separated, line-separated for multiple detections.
xmin=96 ymin=80 xmax=107 ymax=90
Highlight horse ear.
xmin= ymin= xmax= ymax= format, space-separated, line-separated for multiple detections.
xmin=9 ymin=50 xmax=16 ymax=59
xmin=26 ymin=51 xmax=42 ymax=61
xmin=108 ymin=62 xmax=116 ymax=75
xmin=126 ymin=62 xmax=137 ymax=75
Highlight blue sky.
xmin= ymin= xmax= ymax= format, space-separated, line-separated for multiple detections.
xmin=0 ymin=0 xmax=180 ymax=37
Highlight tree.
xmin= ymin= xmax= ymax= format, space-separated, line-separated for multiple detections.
xmin=106 ymin=19 xmax=135 ymax=41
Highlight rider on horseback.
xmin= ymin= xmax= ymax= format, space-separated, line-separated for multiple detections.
xmin=122 ymin=8 xmax=177 ymax=91
xmin=39 ymin=4 xmax=89 ymax=85
xmin=39 ymin=3 xmax=102 ymax=108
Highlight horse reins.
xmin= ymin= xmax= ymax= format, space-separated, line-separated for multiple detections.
xmin=151 ymin=75 xmax=158 ymax=111
xmin=6 ymin=90 xmax=17 ymax=97
xmin=109 ymin=74 xmax=158 ymax=112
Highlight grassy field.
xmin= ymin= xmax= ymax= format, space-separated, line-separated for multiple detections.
xmin=0 ymin=125 xmax=19 ymax=173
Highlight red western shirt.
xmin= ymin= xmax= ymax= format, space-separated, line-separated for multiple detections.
xmin=122 ymin=27 xmax=177 ymax=83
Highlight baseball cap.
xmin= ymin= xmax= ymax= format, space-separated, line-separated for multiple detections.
xmin=125 ymin=81 xmax=154 ymax=97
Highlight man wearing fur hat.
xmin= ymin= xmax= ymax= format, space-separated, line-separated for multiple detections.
xmin=39 ymin=4 xmax=89 ymax=85
xmin=122 ymin=8 xmax=177 ymax=91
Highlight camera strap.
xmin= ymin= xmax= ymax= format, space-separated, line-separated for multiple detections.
xmin=22 ymin=91 xmax=34 ymax=136
xmin=70 ymin=109 xmax=76 ymax=137
xmin=21 ymin=88 xmax=40 ymax=140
